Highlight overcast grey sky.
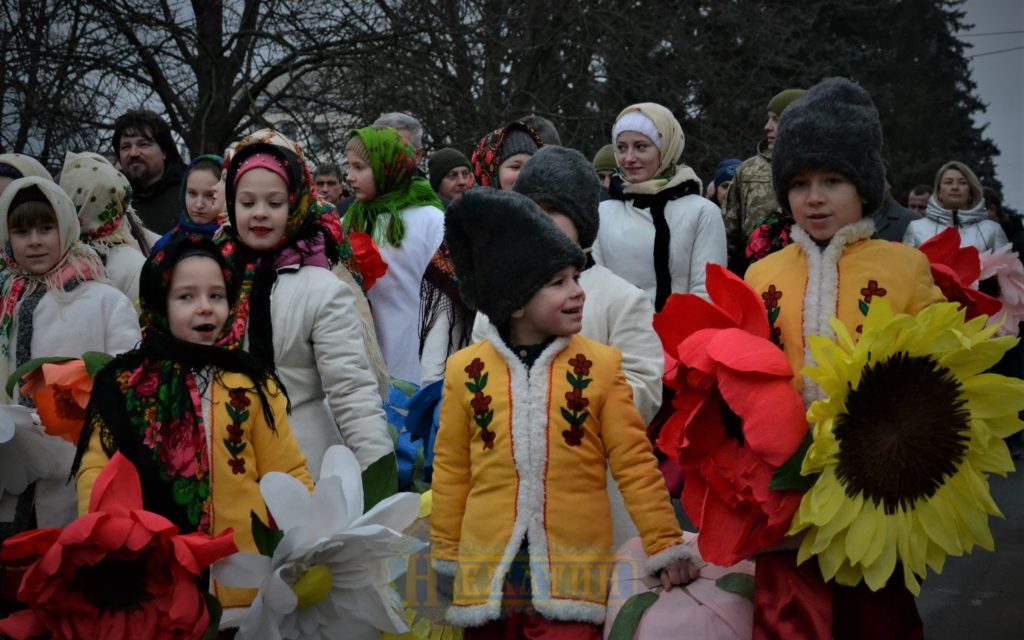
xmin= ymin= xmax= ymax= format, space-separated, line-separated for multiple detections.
xmin=961 ymin=0 xmax=1024 ymax=212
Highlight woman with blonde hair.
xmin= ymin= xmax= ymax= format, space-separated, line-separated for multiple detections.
xmin=903 ymin=160 xmax=1008 ymax=251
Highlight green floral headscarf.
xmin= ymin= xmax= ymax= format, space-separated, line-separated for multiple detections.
xmin=341 ymin=126 xmax=443 ymax=247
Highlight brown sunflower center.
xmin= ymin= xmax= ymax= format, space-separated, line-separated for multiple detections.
xmin=720 ymin=397 xmax=745 ymax=446
xmin=834 ymin=352 xmax=970 ymax=514
xmin=70 ymin=554 xmax=154 ymax=612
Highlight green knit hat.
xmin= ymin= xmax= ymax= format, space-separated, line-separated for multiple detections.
xmin=767 ymin=89 xmax=806 ymax=116
xmin=592 ymin=144 xmax=616 ymax=172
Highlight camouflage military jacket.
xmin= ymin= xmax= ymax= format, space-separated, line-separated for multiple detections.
xmin=722 ymin=140 xmax=780 ymax=259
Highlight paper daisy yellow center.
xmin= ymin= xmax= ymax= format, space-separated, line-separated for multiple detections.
xmin=834 ymin=352 xmax=970 ymax=514
xmin=291 ymin=563 xmax=333 ymax=609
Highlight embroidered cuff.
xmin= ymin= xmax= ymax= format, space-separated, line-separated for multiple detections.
xmin=432 ymin=559 xmax=458 ymax=576
xmin=645 ymin=541 xmax=701 ymax=574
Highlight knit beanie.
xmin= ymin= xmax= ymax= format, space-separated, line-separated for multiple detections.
xmin=428 ymin=147 xmax=471 ymax=191
xmin=767 ymin=89 xmax=807 ymax=116
xmin=445 ymin=189 xmax=585 ymax=325
xmin=514 ymin=146 xmax=600 ymax=250
xmin=772 ymin=77 xmax=885 ymax=217
xmin=712 ymin=158 xmax=742 ymax=189
xmin=592 ymin=144 xmax=616 ymax=173
xmin=499 ymin=130 xmax=540 ymax=162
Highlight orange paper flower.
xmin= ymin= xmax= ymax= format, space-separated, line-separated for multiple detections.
xmin=20 ymin=359 xmax=92 ymax=445
xmin=0 ymin=452 xmax=237 ymax=640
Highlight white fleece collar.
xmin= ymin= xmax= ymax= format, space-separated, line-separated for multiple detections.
xmin=790 ymin=218 xmax=875 ymax=406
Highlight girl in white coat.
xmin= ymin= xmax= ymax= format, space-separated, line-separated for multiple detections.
xmin=593 ymin=103 xmax=727 ymax=310
xmin=221 ymin=129 xmax=392 ymax=476
xmin=0 ymin=177 xmax=141 ymax=538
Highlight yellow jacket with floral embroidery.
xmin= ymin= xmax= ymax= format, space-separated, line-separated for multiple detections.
xmin=76 ymin=371 xmax=313 ymax=613
xmin=745 ymin=219 xmax=944 ymax=403
xmin=430 ymin=327 xmax=690 ymax=627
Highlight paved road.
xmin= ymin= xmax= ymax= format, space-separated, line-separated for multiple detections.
xmin=917 ymin=464 xmax=1023 ymax=639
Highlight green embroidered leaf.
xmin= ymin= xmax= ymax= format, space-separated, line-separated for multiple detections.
xmin=768 ymin=307 xmax=780 ymax=323
xmin=477 ymin=409 xmax=494 ymax=429
xmin=82 ymin=351 xmax=114 ymax=378
xmin=251 ymin=510 xmax=284 ymax=557
xmin=573 ymin=411 xmax=590 ymax=426
xmin=560 ymin=407 xmax=576 ymax=424
xmin=607 ymin=591 xmax=659 ymax=640
xmin=226 ymin=404 xmax=245 ymax=422
xmin=224 ymin=439 xmax=247 ymax=457
xmin=858 ymin=299 xmax=870 ymax=316
xmin=769 ymin=432 xmax=818 ymax=491
xmin=715 ymin=573 xmax=755 ymax=600
xmin=362 ymin=453 xmax=398 ymax=511
xmin=477 ymin=372 xmax=488 ymax=389
xmin=172 ymin=477 xmax=197 ymax=506
xmin=201 ymin=592 xmax=223 ymax=640
xmin=464 ymin=381 xmax=480 ymax=394
xmin=566 ymin=371 xmax=579 ymax=386
xmin=6 ymin=355 xmax=75 ymax=397
xmin=576 ymin=378 xmax=592 ymax=389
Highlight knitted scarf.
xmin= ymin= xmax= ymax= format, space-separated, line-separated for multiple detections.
xmin=341 ymin=125 xmax=443 ymax=247
xmin=73 ymin=234 xmax=286 ymax=534
xmin=220 ymin=129 xmax=365 ymax=369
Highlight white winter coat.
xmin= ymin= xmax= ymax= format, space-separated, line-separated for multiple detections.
xmin=903 ymin=196 xmax=1009 ymax=252
xmin=366 ymin=204 xmax=445 ymax=384
xmin=593 ymin=194 xmax=726 ymax=304
xmin=266 ymin=264 xmax=392 ymax=476
xmin=100 ymin=244 xmax=146 ymax=304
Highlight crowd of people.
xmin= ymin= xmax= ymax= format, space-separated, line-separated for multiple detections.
xmin=0 ymin=75 xmax=1020 ymax=639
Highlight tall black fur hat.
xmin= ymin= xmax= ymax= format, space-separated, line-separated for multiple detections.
xmin=772 ymin=77 xmax=885 ymax=216
xmin=445 ymin=188 xmax=585 ymax=325
xmin=513 ymin=146 xmax=600 ymax=250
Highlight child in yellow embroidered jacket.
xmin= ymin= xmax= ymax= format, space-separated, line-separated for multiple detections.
xmin=74 ymin=234 xmax=313 ymax=628
xmin=744 ymin=78 xmax=944 ymax=639
xmin=431 ymin=189 xmax=698 ymax=636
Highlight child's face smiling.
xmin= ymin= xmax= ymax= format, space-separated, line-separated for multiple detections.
xmin=234 ymin=168 xmax=289 ymax=251
xmin=346 ymin=152 xmax=377 ymax=202
xmin=185 ymin=169 xmax=222 ymax=225
xmin=498 ymin=153 xmax=531 ymax=191
xmin=788 ymin=169 xmax=863 ymax=242
xmin=509 ymin=265 xmax=585 ymax=345
xmin=10 ymin=221 xmax=61 ymax=275
xmin=167 ymin=256 xmax=229 ymax=345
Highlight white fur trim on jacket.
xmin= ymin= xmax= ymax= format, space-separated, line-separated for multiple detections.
xmin=789 ymin=218 xmax=875 ymax=406
xmin=644 ymin=539 xmax=702 ymax=574
xmin=433 ymin=559 xmax=458 ymax=576
xmin=446 ymin=322 xmax=596 ymax=627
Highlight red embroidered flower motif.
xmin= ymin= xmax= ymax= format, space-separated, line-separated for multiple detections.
xmin=223 ymin=388 xmax=250 ymax=475
xmin=653 ymin=264 xmax=806 ymax=566
xmin=568 ymin=354 xmax=592 ymax=376
xmin=761 ymin=285 xmax=783 ymax=309
xmin=919 ymin=227 xmax=1002 ymax=320
xmin=0 ymin=453 xmax=236 ymax=640
xmin=860 ymin=280 xmax=887 ymax=303
xmin=464 ymin=358 xmax=485 ymax=379
xmin=760 ymin=285 xmax=784 ymax=349
xmin=561 ymin=357 xmax=592 ymax=447
xmin=465 ymin=359 xmax=494 ymax=450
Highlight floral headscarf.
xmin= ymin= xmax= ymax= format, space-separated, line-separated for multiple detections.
xmin=470 ymin=122 xmax=544 ymax=188
xmin=341 ymin=125 xmax=443 ymax=247
xmin=612 ymin=103 xmax=702 ymax=196
xmin=75 ymin=234 xmax=285 ymax=534
xmin=59 ymin=151 xmax=142 ymax=251
xmin=220 ymin=129 xmax=368 ymax=367
xmin=0 ymin=178 xmax=105 ymax=396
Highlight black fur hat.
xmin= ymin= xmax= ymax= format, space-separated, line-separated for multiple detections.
xmin=513 ymin=146 xmax=600 ymax=250
xmin=445 ymin=188 xmax=585 ymax=325
xmin=772 ymin=77 xmax=885 ymax=216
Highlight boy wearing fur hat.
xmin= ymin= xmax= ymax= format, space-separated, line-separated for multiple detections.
xmin=745 ymin=78 xmax=943 ymax=639
xmin=432 ymin=189 xmax=698 ymax=638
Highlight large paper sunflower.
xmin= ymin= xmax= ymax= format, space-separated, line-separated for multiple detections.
xmin=654 ymin=265 xmax=807 ymax=566
xmin=791 ymin=298 xmax=1024 ymax=595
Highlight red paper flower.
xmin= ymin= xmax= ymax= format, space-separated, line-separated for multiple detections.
xmin=653 ymin=264 xmax=807 ymax=566
xmin=919 ymin=227 xmax=1001 ymax=320
xmin=348 ymin=230 xmax=388 ymax=291
xmin=0 ymin=453 xmax=237 ymax=640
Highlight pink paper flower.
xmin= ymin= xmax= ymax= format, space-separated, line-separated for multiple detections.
xmin=977 ymin=244 xmax=1024 ymax=337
